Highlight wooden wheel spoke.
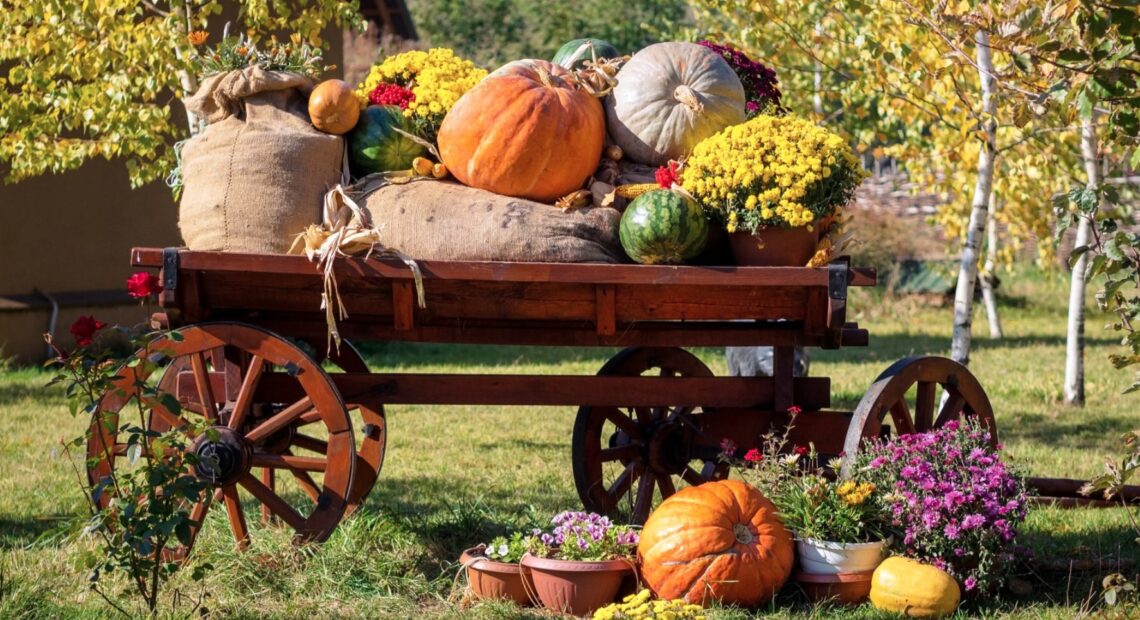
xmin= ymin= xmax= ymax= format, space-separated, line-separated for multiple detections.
xmin=228 ymin=356 xmax=266 ymax=432
xmin=250 ymin=452 xmax=327 ymax=472
xmin=239 ymin=473 xmax=306 ymax=531
xmin=297 ymin=410 xmax=322 ymax=426
xmin=221 ymin=486 xmax=250 ymax=550
xmin=599 ymin=445 xmax=639 ymax=463
xmin=261 ymin=467 xmax=275 ymax=525
xmin=914 ymin=381 xmax=936 ymax=432
xmin=601 ymin=408 xmax=640 ymax=438
xmin=291 ymin=434 xmax=329 ymax=454
xmin=150 ymin=404 xmax=188 ymax=432
xmin=244 ymin=397 xmax=314 ymax=443
xmin=606 ymin=462 xmax=640 ymax=505
xmin=681 ymin=466 xmax=704 ymax=487
xmin=285 ymin=450 xmax=322 ymax=503
xmin=191 ymin=352 xmax=219 ymax=421
xmin=888 ymin=400 xmax=915 ymax=436
xmin=936 ymin=391 xmax=967 ymax=427
xmin=657 ymin=473 xmax=676 ymax=498
xmin=633 ymin=471 xmax=656 ymax=522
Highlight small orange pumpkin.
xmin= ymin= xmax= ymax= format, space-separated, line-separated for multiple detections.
xmin=438 ymin=59 xmax=604 ymax=202
xmin=638 ymin=479 xmax=794 ymax=606
xmin=308 ymin=79 xmax=361 ymax=135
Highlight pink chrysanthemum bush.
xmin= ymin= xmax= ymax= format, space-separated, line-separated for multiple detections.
xmin=854 ymin=420 xmax=1029 ymax=593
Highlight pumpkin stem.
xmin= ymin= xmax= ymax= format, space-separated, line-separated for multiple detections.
xmin=673 ymin=85 xmax=704 ymax=114
xmin=732 ymin=523 xmax=755 ymax=545
xmin=534 ymin=65 xmax=556 ymax=88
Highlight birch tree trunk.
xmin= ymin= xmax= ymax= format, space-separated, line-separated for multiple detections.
xmin=949 ymin=30 xmax=997 ymax=366
xmin=1063 ymin=114 xmax=1100 ymax=406
xmin=981 ymin=192 xmax=1003 ymax=338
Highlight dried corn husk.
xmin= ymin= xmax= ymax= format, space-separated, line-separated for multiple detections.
xmin=291 ymin=184 xmax=426 ymax=353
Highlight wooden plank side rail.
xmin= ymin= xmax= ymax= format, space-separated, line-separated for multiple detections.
xmin=177 ymin=372 xmax=832 ymax=409
xmin=131 ymin=248 xmax=877 ymax=288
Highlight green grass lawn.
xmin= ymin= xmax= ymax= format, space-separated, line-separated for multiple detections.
xmin=2 ymin=270 xmax=1139 ymax=618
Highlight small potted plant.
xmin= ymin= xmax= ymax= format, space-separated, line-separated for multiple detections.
xmin=459 ymin=531 xmax=535 ymax=605
xmin=679 ymin=114 xmax=866 ymax=266
xmin=855 ymin=420 xmax=1029 ymax=594
xmin=520 ymin=511 xmax=639 ymax=616
xmin=727 ymin=412 xmax=888 ymax=604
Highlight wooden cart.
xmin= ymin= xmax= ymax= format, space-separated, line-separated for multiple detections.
xmin=87 ymin=248 xmax=1000 ymax=556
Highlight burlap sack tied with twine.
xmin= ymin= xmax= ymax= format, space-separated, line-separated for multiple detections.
xmin=179 ymin=66 xmax=343 ymax=254
xmin=357 ymin=180 xmax=623 ymax=263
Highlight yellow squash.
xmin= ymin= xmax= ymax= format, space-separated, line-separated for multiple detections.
xmin=869 ymin=557 xmax=960 ymax=618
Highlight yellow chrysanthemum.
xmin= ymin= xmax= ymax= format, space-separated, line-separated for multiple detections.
xmin=681 ymin=114 xmax=867 ymax=233
xmin=355 ymin=48 xmax=486 ymax=129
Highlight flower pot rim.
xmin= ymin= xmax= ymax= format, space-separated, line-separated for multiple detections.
xmin=520 ymin=553 xmax=635 ymax=573
xmin=460 ymin=546 xmax=523 ymax=574
xmin=796 ymin=538 xmax=889 ymax=550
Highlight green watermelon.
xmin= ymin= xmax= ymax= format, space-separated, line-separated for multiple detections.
xmin=348 ymin=105 xmax=427 ymax=177
xmin=620 ymin=190 xmax=709 ymax=265
xmin=552 ymin=38 xmax=621 ymax=70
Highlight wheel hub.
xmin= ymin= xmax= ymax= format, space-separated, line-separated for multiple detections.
xmin=646 ymin=419 xmax=693 ymax=475
xmin=191 ymin=426 xmax=252 ymax=487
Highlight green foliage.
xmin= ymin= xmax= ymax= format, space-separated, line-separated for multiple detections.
xmin=406 ymin=0 xmax=690 ymax=68
xmin=0 ymin=0 xmax=362 ymax=188
xmin=45 ymin=326 xmax=213 ymax=617
xmin=193 ymin=33 xmax=328 ymax=78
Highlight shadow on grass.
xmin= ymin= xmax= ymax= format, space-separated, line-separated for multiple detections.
xmin=1002 ymin=412 xmax=1137 ymax=453
xmin=0 ymin=514 xmax=74 ymax=550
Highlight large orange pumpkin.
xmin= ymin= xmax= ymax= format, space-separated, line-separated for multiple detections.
xmin=638 ymin=479 xmax=794 ymax=606
xmin=437 ymin=59 xmax=604 ymax=202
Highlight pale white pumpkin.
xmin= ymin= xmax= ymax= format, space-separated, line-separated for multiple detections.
xmin=605 ymin=42 xmax=746 ymax=166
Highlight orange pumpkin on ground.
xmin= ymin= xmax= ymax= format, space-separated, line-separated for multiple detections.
xmin=638 ymin=479 xmax=794 ymax=606
xmin=308 ymin=79 xmax=361 ymax=135
xmin=437 ymin=59 xmax=605 ymax=202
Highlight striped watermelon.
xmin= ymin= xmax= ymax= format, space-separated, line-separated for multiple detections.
xmin=620 ymin=190 xmax=709 ymax=264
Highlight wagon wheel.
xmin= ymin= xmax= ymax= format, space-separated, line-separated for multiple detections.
xmin=572 ymin=347 xmax=728 ymax=525
xmin=155 ymin=340 xmax=386 ymax=516
xmin=311 ymin=341 xmax=386 ymax=514
xmin=88 ymin=323 xmax=355 ymax=558
xmin=840 ymin=356 xmax=997 ymax=476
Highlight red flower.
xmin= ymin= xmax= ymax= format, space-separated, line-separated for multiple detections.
xmin=794 ymin=445 xmax=809 ymax=456
xmin=126 ymin=271 xmax=162 ymax=299
xmin=368 ymin=82 xmax=416 ymax=110
xmin=70 ymin=316 xmax=107 ymax=347
xmin=654 ymin=160 xmax=681 ymax=188
xmin=787 ymin=405 xmax=803 ymax=416
xmin=744 ymin=448 xmax=763 ymax=463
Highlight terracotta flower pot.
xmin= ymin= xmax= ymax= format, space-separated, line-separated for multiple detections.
xmin=520 ymin=554 xmax=634 ymax=615
xmin=728 ymin=227 xmax=819 ymax=266
xmin=459 ymin=546 xmax=533 ymax=606
xmin=795 ymin=569 xmax=875 ymax=606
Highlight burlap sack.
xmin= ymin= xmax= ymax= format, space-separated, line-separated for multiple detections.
xmin=358 ymin=180 xmax=623 ymax=263
xmin=179 ymin=66 xmax=343 ymax=254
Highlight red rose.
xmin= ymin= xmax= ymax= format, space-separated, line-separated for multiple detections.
xmin=126 ymin=271 xmax=162 ymax=299
xmin=744 ymin=448 xmax=763 ymax=463
xmin=70 ymin=316 xmax=107 ymax=347
xmin=794 ymin=445 xmax=809 ymax=456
